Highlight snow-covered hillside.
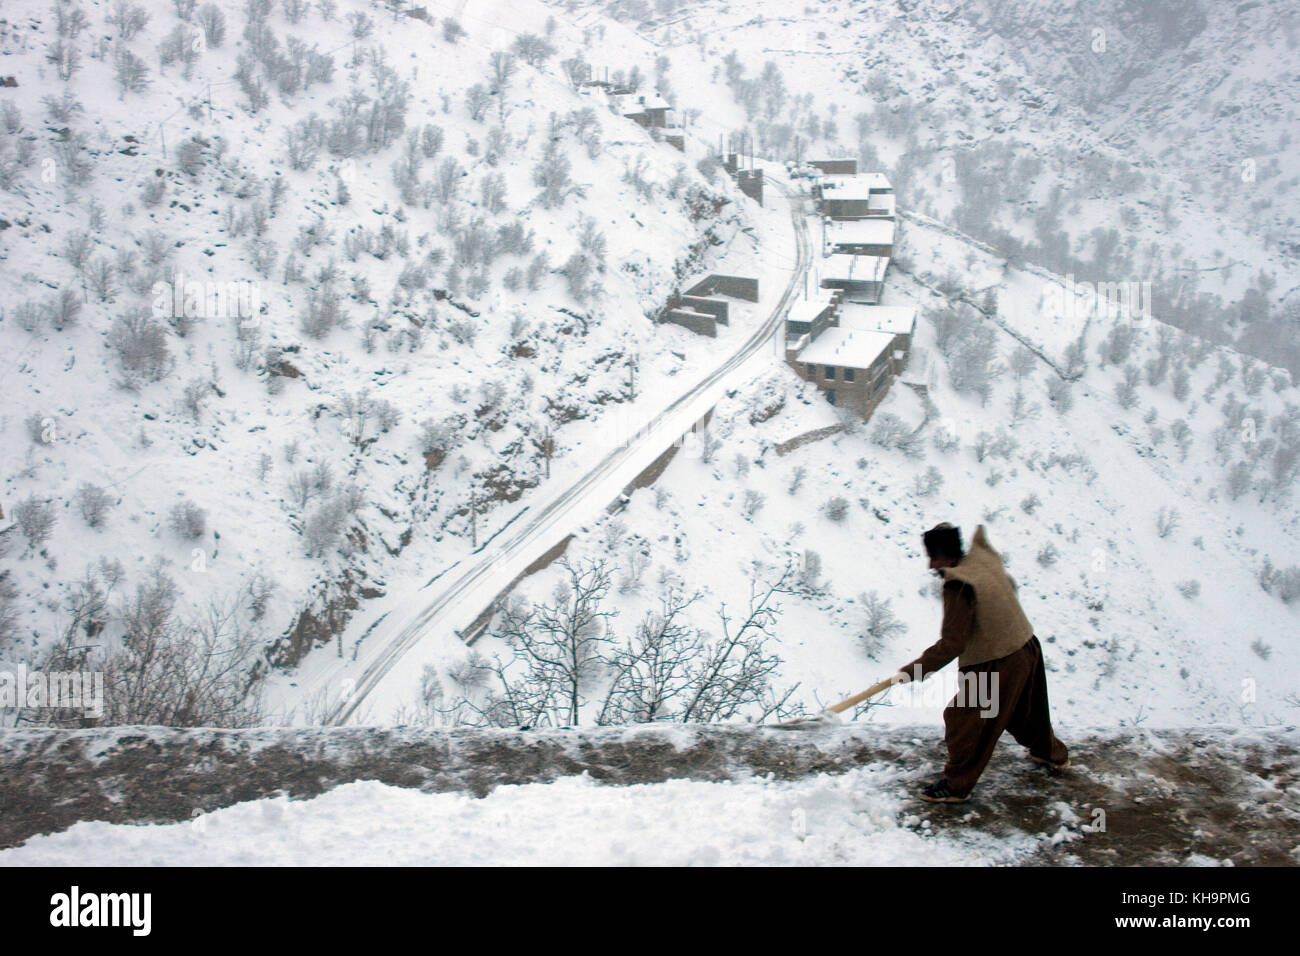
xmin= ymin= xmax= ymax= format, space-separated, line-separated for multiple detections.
xmin=0 ymin=0 xmax=768 ymax=723
xmin=1 ymin=0 xmax=1296 ymax=744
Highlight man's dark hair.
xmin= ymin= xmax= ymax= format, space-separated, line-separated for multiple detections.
xmin=923 ymin=522 xmax=963 ymax=561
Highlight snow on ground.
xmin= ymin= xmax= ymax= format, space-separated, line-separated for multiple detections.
xmin=0 ymin=767 xmax=1037 ymax=866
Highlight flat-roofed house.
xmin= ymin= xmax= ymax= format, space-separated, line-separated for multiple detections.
xmin=791 ymin=325 xmax=899 ymax=418
xmin=783 ymin=287 xmax=840 ymax=355
xmin=614 ymin=92 xmax=673 ymax=129
xmin=824 ymin=217 xmax=896 ymax=258
xmin=816 ymin=172 xmax=893 ymax=220
xmin=820 ymin=253 xmax=889 ymax=304
xmin=784 ymin=300 xmax=918 ymax=419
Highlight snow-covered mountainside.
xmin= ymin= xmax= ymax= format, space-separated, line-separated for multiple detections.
xmin=0 ymin=0 xmax=763 ymax=723
xmin=1 ymin=0 xmax=1297 ymax=744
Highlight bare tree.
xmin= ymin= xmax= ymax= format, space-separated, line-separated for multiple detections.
xmin=677 ymin=566 xmax=796 ymax=723
xmin=42 ymin=574 xmax=265 ymax=727
xmin=597 ymin=588 xmax=703 ymax=723
xmin=489 ymin=51 xmax=515 ymax=122
xmin=468 ymin=559 xmax=617 ymax=727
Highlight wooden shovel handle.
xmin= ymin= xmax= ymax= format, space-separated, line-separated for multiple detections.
xmin=827 ymin=675 xmax=902 ymax=714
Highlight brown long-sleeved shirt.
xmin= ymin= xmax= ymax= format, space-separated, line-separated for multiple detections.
xmin=899 ymin=580 xmax=977 ymax=681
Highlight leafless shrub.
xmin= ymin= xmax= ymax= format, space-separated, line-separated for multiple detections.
xmin=442 ymin=17 xmax=465 ymax=43
xmin=533 ymin=138 xmax=574 ymax=208
xmin=108 ymin=0 xmax=150 ymax=40
xmin=170 ymin=499 xmax=208 ymax=539
xmin=860 ymin=591 xmax=905 ymax=656
xmin=824 ymin=496 xmax=850 ymax=523
xmin=1046 ymin=376 xmax=1073 ymax=412
xmin=197 ymin=3 xmax=226 ymax=46
xmin=77 ymin=483 xmax=116 ymax=529
xmin=912 ymin=466 xmax=944 ymax=498
xmin=51 ymin=575 xmax=265 ymax=727
xmin=109 ymin=311 xmax=171 ymax=386
xmin=871 ymin=413 xmax=922 ymax=458
xmin=85 ymin=257 xmax=116 ymax=301
xmin=300 ymin=288 xmax=345 ymax=339
xmin=15 ymin=496 xmax=56 ymax=548
xmin=113 ymin=47 xmax=151 ymax=97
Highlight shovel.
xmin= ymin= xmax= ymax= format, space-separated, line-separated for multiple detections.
xmin=767 ymin=675 xmax=901 ymax=730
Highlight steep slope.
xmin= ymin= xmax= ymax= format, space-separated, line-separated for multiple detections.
xmin=0 ymin=0 xmax=760 ymax=723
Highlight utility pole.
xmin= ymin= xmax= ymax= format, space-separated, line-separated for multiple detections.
xmin=541 ymin=429 xmax=553 ymax=479
xmin=470 ymin=489 xmax=478 ymax=548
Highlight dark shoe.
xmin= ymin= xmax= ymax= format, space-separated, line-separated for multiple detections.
xmin=919 ymin=779 xmax=970 ymax=803
xmin=1028 ymin=752 xmax=1070 ymax=769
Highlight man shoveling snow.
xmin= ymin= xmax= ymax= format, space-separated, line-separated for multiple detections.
xmin=892 ymin=523 xmax=1070 ymax=804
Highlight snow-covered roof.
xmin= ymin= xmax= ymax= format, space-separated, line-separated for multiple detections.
xmin=839 ymin=303 xmax=917 ymax=335
xmin=821 ymin=253 xmax=889 ymax=283
xmin=786 ymin=289 xmax=838 ymax=326
xmin=796 ymin=326 xmax=896 ymax=369
xmin=613 ymin=92 xmax=672 ymax=115
xmin=825 ymin=218 xmax=895 ymax=247
xmin=819 ymin=173 xmax=893 ymax=199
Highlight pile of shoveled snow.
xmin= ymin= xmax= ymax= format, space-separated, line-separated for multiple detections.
xmin=0 ymin=768 xmax=1038 ymax=866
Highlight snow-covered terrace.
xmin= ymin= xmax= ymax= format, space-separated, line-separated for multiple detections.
xmin=839 ymin=303 xmax=917 ymax=336
xmin=821 ymin=252 xmax=889 ymax=285
xmin=825 ymin=218 xmax=896 ymax=248
xmin=819 ymin=173 xmax=893 ymax=199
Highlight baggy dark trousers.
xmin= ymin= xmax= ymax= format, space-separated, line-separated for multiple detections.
xmin=943 ymin=635 xmax=1068 ymax=796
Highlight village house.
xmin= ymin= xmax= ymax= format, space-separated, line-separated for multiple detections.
xmin=823 ymin=217 xmax=895 ymax=258
xmin=819 ymin=252 xmax=889 ymax=304
xmin=783 ymin=287 xmax=840 ymax=352
xmin=814 ymin=171 xmax=895 ymax=220
xmin=783 ymin=292 xmax=918 ymax=419
xmin=613 ymin=91 xmax=685 ymax=151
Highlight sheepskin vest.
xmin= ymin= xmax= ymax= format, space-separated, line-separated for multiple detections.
xmin=938 ymin=526 xmax=1034 ymax=666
